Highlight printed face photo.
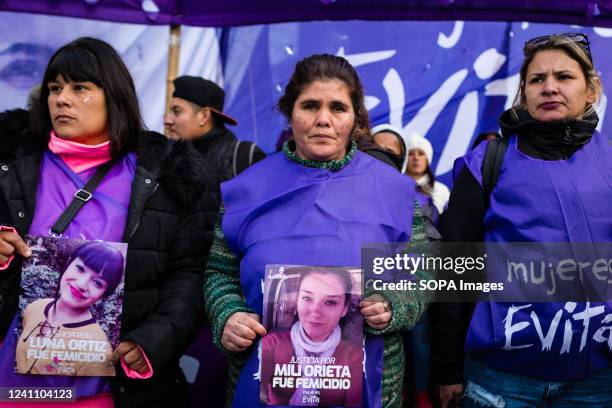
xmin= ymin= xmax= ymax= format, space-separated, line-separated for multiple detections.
xmin=296 ymin=272 xmax=349 ymax=342
xmin=260 ymin=265 xmax=364 ymax=407
xmin=16 ymin=236 xmax=127 ymax=377
xmin=59 ymin=257 xmax=109 ymax=310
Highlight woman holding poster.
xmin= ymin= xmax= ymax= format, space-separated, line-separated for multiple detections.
xmin=260 ymin=267 xmax=363 ymax=407
xmin=15 ymin=241 xmax=123 ymax=376
xmin=205 ymin=54 xmax=430 ymax=408
xmin=0 ymin=37 xmax=211 ymax=407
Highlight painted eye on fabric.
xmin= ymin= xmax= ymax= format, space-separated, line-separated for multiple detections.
xmin=0 ymin=43 xmax=54 ymax=89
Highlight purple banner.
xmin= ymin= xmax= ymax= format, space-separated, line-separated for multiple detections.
xmin=2 ymin=1 xmax=612 ymax=28
xmin=221 ymin=20 xmax=612 ymax=188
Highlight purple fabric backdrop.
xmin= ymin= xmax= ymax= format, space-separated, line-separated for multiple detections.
xmin=2 ymin=0 xmax=612 ymax=28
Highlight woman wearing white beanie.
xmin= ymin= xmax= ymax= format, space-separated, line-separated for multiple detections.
xmin=401 ymin=133 xmax=451 ymax=408
xmin=405 ymin=133 xmax=450 ymax=222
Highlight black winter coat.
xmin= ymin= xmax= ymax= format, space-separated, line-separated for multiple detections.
xmin=191 ymin=126 xmax=265 ymax=253
xmin=0 ymin=109 xmax=214 ymax=407
xmin=192 ymin=125 xmax=265 ymax=194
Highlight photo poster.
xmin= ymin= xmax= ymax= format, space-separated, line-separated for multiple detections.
xmin=260 ymin=265 xmax=364 ymax=407
xmin=15 ymin=235 xmax=127 ymax=377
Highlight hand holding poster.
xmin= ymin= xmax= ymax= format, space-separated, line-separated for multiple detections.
xmin=15 ymin=236 xmax=126 ymax=377
xmin=260 ymin=265 xmax=363 ymax=407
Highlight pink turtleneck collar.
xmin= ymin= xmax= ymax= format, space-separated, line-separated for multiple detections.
xmin=48 ymin=131 xmax=112 ymax=173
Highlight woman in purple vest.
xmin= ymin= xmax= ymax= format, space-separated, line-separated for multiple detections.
xmin=0 ymin=38 xmax=209 ymax=407
xmin=433 ymin=33 xmax=612 ymax=407
xmin=204 ymin=54 xmax=430 ymax=408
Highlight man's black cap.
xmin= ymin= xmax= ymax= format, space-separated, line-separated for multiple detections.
xmin=172 ymin=76 xmax=237 ymax=125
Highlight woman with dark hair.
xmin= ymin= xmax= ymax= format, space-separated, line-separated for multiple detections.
xmin=16 ymin=242 xmax=123 ymax=376
xmin=403 ymin=133 xmax=448 ymax=408
xmin=434 ymin=33 xmax=612 ymax=407
xmin=372 ymin=124 xmax=408 ymax=172
xmin=29 ymin=37 xmax=143 ymax=157
xmin=260 ymin=267 xmax=362 ymax=406
xmin=0 ymin=37 xmax=211 ymax=407
xmin=204 ymin=54 xmax=430 ymax=408
xmin=405 ymin=134 xmax=450 ymax=227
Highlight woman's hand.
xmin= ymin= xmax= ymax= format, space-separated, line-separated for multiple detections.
xmin=111 ymin=340 xmax=149 ymax=374
xmin=360 ymin=294 xmax=392 ymax=330
xmin=0 ymin=229 xmax=31 ymax=264
xmin=222 ymin=312 xmax=266 ymax=352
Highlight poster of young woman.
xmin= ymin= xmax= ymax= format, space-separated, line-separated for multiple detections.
xmin=260 ymin=265 xmax=363 ymax=407
xmin=15 ymin=236 xmax=126 ymax=377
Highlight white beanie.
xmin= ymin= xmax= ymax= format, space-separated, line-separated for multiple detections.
xmin=406 ymin=133 xmax=433 ymax=165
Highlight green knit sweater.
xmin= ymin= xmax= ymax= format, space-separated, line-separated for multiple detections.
xmin=203 ymin=143 xmax=430 ymax=408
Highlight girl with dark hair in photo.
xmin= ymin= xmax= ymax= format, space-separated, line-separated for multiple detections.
xmin=260 ymin=268 xmax=362 ymax=406
xmin=16 ymin=242 xmax=124 ymax=376
xmin=0 ymin=37 xmax=211 ymax=407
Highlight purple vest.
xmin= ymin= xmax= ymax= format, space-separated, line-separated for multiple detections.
xmin=0 ymin=150 xmax=136 ymax=397
xmin=221 ymin=151 xmax=416 ymax=408
xmin=415 ymin=190 xmax=439 ymax=226
xmin=463 ymin=132 xmax=612 ymax=380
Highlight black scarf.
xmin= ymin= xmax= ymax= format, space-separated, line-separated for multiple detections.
xmin=498 ymin=108 xmax=598 ymax=160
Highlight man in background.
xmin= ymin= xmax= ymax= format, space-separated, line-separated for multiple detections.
xmin=164 ymin=76 xmax=265 ymax=190
xmin=164 ymin=76 xmax=266 ymax=408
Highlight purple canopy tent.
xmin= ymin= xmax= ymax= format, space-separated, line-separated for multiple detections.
xmin=2 ymin=0 xmax=612 ymax=28
xmin=2 ymin=2 xmax=611 ymax=408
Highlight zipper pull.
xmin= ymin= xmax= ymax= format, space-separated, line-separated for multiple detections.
xmin=563 ymin=126 xmax=573 ymax=145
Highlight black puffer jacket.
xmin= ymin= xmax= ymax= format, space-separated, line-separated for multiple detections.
xmin=192 ymin=126 xmax=265 ymax=250
xmin=192 ymin=125 xmax=265 ymax=193
xmin=0 ymin=109 xmax=214 ymax=407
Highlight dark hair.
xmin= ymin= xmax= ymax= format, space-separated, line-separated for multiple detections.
xmin=297 ymin=267 xmax=353 ymax=306
xmin=62 ymin=242 xmax=124 ymax=298
xmin=275 ymin=127 xmax=293 ymax=152
xmin=424 ymin=165 xmax=435 ymax=190
xmin=278 ymin=54 xmax=371 ymax=144
xmin=471 ymin=131 xmax=501 ymax=150
xmin=513 ymin=34 xmax=602 ymax=117
xmin=31 ymin=37 xmax=143 ymax=158
xmin=372 ymin=127 xmax=407 ymax=158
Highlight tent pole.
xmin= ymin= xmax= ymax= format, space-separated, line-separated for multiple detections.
xmin=165 ymin=24 xmax=181 ymax=137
